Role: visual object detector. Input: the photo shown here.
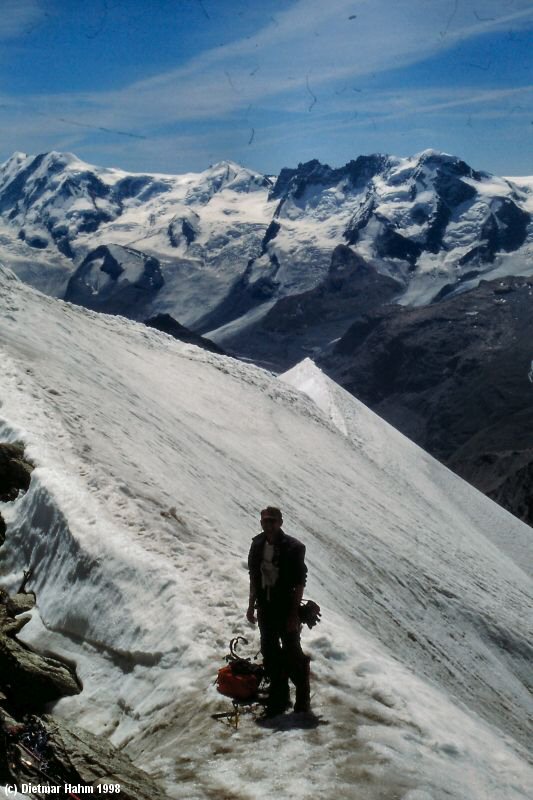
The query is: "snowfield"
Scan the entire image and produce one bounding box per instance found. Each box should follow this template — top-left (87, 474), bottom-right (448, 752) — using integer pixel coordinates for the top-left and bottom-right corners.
top-left (0, 267), bottom-right (531, 799)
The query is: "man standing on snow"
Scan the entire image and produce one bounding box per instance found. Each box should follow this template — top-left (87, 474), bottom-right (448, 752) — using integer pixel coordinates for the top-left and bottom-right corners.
top-left (246, 506), bottom-right (311, 717)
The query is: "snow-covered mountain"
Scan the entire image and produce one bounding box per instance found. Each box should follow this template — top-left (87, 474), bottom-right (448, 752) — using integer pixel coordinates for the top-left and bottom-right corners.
top-left (0, 152), bottom-right (274, 325)
top-left (0, 268), bottom-right (531, 799)
top-left (264, 152), bottom-right (533, 308)
top-left (0, 150), bottom-right (531, 334)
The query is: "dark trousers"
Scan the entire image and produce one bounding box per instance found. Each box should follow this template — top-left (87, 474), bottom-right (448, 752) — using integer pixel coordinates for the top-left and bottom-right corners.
top-left (257, 604), bottom-right (310, 712)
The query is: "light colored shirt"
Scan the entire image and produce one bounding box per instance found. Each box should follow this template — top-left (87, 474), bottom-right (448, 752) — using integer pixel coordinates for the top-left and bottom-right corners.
top-left (260, 541), bottom-right (279, 599)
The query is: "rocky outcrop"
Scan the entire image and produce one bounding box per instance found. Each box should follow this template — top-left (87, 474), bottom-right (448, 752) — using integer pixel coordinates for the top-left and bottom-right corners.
top-left (65, 244), bottom-right (164, 319)
top-left (0, 596), bottom-right (81, 708)
top-left (167, 209), bottom-right (200, 248)
top-left (145, 313), bottom-right (226, 355)
top-left (270, 155), bottom-right (390, 203)
top-left (318, 276), bottom-right (533, 526)
top-left (0, 442), bottom-right (34, 501)
top-left (0, 708), bottom-right (167, 800)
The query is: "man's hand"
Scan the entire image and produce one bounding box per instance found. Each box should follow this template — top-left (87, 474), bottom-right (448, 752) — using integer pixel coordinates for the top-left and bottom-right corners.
top-left (246, 605), bottom-right (257, 625)
top-left (286, 611), bottom-right (300, 633)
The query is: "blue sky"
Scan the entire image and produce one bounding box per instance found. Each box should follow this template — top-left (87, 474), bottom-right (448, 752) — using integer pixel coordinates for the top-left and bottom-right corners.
top-left (0, 0), bottom-right (531, 176)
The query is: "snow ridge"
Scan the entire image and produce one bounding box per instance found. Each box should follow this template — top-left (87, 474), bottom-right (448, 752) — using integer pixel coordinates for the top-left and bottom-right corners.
top-left (0, 274), bottom-right (531, 799)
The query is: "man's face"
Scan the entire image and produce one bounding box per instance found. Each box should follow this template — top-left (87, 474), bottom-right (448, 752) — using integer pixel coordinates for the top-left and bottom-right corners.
top-left (261, 515), bottom-right (282, 541)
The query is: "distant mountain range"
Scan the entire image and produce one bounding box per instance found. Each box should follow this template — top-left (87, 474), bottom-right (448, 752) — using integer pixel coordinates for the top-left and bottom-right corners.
top-left (1, 148), bottom-right (532, 526)
top-left (0, 149), bottom-right (531, 330)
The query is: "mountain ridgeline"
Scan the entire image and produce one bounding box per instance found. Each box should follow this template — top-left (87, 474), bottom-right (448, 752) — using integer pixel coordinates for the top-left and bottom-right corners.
top-left (0, 149), bottom-right (532, 525)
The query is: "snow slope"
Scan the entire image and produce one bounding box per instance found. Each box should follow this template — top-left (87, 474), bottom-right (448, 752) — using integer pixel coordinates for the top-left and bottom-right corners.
top-left (0, 268), bottom-right (531, 799)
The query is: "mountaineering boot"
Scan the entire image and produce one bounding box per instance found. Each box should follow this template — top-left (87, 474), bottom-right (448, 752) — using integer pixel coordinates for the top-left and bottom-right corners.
top-left (265, 672), bottom-right (291, 716)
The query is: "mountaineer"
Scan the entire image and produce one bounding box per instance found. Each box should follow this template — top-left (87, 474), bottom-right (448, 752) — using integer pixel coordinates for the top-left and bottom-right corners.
top-left (246, 506), bottom-right (311, 717)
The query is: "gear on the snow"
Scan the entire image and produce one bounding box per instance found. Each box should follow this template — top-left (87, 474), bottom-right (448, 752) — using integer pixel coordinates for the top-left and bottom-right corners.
top-left (299, 599), bottom-right (321, 629)
top-left (3, 715), bottom-right (85, 799)
top-left (216, 636), bottom-right (265, 701)
top-left (213, 638), bottom-right (267, 728)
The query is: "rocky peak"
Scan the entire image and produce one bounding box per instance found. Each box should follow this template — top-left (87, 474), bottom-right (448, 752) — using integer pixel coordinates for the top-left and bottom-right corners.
top-left (270, 154), bottom-right (392, 202)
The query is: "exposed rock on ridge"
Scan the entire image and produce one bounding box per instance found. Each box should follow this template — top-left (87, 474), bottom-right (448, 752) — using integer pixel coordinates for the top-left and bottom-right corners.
top-left (0, 443), bottom-right (33, 502)
top-left (145, 313), bottom-right (226, 355)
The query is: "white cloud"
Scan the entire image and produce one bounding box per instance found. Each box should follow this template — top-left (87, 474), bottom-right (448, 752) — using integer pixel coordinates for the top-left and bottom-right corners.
top-left (90, 0), bottom-right (532, 127)
top-left (0, 0), bottom-right (44, 39)
top-left (4, 0), bottom-right (533, 130)
top-left (0, 0), bottom-right (531, 172)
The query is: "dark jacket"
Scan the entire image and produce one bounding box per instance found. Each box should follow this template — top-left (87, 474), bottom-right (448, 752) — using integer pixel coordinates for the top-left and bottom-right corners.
top-left (248, 530), bottom-right (307, 608)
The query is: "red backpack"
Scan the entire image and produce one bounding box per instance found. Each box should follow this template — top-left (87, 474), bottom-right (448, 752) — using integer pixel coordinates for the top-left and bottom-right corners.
top-left (216, 637), bottom-right (264, 701)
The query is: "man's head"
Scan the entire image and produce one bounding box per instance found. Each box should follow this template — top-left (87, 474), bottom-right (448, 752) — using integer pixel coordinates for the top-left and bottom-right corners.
top-left (260, 506), bottom-right (283, 541)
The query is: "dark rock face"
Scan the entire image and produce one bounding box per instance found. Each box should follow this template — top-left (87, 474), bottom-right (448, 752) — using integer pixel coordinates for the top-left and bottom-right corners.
top-left (270, 155), bottom-right (389, 202)
top-left (261, 220), bottom-right (281, 253)
top-left (375, 227), bottom-right (422, 267)
top-left (42, 715), bottom-right (168, 799)
top-left (211, 245), bottom-right (402, 371)
top-left (181, 218), bottom-right (196, 245)
top-left (65, 244), bottom-right (164, 319)
top-left (18, 230), bottom-right (49, 249)
top-left (0, 601), bottom-right (81, 708)
top-left (0, 708), bottom-right (167, 799)
top-left (0, 443), bottom-right (33, 501)
top-left (144, 314), bottom-right (226, 355)
top-left (481, 197), bottom-right (530, 255)
top-left (115, 174), bottom-right (170, 202)
top-left (167, 210), bottom-right (200, 248)
top-left (318, 276), bottom-right (533, 525)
